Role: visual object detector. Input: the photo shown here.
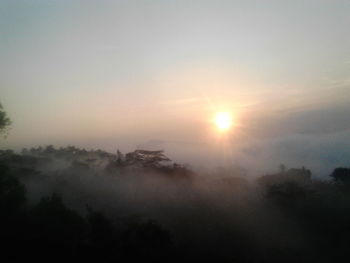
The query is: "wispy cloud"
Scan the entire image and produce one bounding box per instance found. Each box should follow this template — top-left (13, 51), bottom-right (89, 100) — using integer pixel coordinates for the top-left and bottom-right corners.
top-left (160, 97), bottom-right (203, 106)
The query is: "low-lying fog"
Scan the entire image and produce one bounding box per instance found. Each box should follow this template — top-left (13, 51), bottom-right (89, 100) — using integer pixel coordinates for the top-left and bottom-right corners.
top-left (2, 146), bottom-right (348, 262)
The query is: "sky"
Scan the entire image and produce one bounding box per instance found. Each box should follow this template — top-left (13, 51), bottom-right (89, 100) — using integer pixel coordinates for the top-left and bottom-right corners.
top-left (1, 0), bottom-right (350, 176)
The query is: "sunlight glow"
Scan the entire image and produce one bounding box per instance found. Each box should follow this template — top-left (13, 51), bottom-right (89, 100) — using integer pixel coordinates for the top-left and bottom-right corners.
top-left (214, 112), bottom-right (233, 131)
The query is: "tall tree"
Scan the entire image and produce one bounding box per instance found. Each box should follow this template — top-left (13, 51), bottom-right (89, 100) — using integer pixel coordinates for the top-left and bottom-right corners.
top-left (0, 103), bottom-right (11, 135)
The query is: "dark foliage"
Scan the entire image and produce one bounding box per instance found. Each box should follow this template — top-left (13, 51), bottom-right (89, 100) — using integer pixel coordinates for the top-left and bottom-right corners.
top-left (1, 147), bottom-right (350, 262)
top-left (0, 103), bottom-right (11, 134)
top-left (330, 167), bottom-right (350, 184)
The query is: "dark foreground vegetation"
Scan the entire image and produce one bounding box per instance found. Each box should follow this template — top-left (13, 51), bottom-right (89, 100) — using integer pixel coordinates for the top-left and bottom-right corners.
top-left (1, 146), bottom-right (350, 263)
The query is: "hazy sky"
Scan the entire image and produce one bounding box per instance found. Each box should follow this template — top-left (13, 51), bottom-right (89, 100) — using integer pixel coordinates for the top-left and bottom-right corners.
top-left (1, 0), bottom-right (350, 175)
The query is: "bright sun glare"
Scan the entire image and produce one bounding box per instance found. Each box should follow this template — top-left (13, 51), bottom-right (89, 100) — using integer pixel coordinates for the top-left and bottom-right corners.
top-left (214, 112), bottom-right (233, 131)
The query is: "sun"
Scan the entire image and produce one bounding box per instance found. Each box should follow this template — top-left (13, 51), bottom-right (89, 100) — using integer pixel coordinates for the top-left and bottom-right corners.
top-left (214, 112), bottom-right (233, 131)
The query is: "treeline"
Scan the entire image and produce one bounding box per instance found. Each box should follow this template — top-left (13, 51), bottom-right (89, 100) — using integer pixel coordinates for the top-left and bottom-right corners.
top-left (0, 161), bottom-right (172, 262)
top-left (3, 145), bottom-right (193, 179)
top-left (1, 146), bottom-right (350, 262)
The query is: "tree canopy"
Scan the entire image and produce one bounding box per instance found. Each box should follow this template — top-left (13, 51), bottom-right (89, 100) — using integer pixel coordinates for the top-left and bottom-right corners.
top-left (0, 103), bottom-right (11, 134)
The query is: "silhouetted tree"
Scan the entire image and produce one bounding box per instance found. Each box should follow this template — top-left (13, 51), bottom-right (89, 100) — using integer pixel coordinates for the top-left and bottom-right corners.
top-left (330, 168), bottom-right (350, 184)
top-left (125, 150), bottom-right (171, 167)
top-left (116, 149), bottom-right (124, 164)
top-left (30, 193), bottom-right (86, 258)
top-left (0, 162), bottom-right (28, 260)
top-left (0, 163), bottom-right (26, 216)
top-left (86, 208), bottom-right (116, 248)
top-left (121, 218), bottom-right (172, 260)
top-left (0, 103), bottom-right (11, 135)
